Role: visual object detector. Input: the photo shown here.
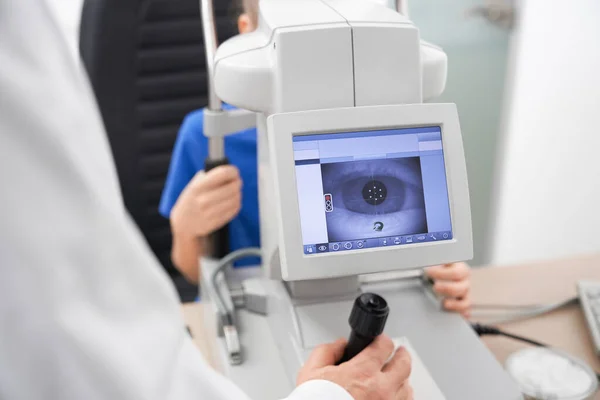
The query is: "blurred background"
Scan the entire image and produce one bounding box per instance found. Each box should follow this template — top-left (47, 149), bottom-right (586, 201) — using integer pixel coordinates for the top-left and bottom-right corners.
top-left (409, 0), bottom-right (600, 266)
top-left (45, 0), bottom-right (600, 271)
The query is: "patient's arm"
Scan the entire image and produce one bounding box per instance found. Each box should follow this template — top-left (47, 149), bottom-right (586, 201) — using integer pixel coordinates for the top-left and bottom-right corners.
top-left (171, 232), bottom-right (205, 283)
top-left (169, 166), bottom-right (242, 283)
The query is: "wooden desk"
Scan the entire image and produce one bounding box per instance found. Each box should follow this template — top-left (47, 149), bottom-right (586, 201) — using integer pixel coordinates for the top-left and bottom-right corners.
top-left (183, 253), bottom-right (600, 396)
top-left (471, 253), bottom-right (600, 398)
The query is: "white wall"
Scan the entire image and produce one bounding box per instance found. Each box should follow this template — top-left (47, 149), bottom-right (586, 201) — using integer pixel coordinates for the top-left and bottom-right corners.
top-left (410, 0), bottom-right (511, 266)
top-left (489, 0), bottom-right (600, 265)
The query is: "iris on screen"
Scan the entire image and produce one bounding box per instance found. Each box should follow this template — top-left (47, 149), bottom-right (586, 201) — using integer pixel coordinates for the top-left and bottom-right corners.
top-left (321, 158), bottom-right (427, 242)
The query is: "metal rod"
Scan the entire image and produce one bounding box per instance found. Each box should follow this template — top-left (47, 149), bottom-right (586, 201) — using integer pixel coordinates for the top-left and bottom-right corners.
top-left (201, 0), bottom-right (225, 159)
top-left (200, 0), bottom-right (229, 259)
top-left (397, 0), bottom-right (409, 16)
top-left (201, 0), bottom-right (221, 111)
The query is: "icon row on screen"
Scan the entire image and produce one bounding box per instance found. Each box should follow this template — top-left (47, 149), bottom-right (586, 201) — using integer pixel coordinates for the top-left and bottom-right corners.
top-left (304, 232), bottom-right (452, 255)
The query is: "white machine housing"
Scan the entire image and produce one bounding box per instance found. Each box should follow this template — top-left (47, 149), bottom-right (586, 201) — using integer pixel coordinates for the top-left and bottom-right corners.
top-left (215, 0), bottom-right (448, 112)
top-left (214, 0), bottom-right (471, 280)
top-left (203, 1), bottom-right (522, 399)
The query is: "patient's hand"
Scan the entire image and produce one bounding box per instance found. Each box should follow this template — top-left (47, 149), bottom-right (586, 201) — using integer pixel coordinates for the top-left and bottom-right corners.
top-left (171, 166), bottom-right (242, 239)
top-left (425, 262), bottom-right (472, 318)
top-left (169, 165), bottom-right (242, 282)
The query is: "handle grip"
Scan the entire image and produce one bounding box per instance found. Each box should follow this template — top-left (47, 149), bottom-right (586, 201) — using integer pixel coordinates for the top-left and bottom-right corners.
top-left (336, 293), bottom-right (390, 365)
top-left (205, 157), bottom-right (230, 259)
top-left (339, 331), bottom-right (375, 364)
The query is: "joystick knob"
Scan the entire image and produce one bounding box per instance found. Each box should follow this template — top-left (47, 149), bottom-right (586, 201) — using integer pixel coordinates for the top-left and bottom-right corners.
top-left (338, 293), bottom-right (389, 364)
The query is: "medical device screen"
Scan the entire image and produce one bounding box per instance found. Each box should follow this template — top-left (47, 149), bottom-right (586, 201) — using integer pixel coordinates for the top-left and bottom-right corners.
top-left (293, 127), bottom-right (453, 255)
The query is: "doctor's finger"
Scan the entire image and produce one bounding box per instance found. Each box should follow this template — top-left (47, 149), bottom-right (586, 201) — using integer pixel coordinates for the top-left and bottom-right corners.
top-left (396, 383), bottom-right (414, 400)
top-left (425, 262), bottom-right (470, 282)
top-left (303, 338), bottom-right (348, 370)
top-left (352, 334), bottom-right (395, 369)
top-left (382, 346), bottom-right (411, 381)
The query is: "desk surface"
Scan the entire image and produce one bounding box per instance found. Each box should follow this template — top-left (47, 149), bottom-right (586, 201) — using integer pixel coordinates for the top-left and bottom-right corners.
top-left (470, 253), bottom-right (600, 399)
top-left (183, 253), bottom-right (600, 398)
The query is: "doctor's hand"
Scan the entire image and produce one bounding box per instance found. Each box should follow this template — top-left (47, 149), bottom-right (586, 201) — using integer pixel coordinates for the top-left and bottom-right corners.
top-left (170, 165), bottom-right (242, 240)
top-left (425, 262), bottom-right (472, 318)
top-left (297, 335), bottom-right (413, 400)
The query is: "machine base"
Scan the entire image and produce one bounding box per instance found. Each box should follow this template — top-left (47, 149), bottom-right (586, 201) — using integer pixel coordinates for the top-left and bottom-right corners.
top-left (201, 267), bottom-right (522, 400)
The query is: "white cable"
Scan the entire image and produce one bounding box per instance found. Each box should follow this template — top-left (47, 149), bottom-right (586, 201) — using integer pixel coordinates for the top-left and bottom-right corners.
top-left (472, 297), bottom-right (579, 325)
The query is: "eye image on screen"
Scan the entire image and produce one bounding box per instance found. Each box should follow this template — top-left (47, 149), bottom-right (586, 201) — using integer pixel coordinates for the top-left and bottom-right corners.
top-left (321, 158), bottom-right (427, 242)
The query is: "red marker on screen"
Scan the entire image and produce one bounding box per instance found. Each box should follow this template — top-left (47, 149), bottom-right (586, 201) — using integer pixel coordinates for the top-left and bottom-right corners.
top-left (324, 194), bottom-right (333, 212)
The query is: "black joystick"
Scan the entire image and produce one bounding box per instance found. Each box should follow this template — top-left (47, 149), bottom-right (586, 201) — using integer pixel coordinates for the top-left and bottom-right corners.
top-left (338, 293), bottom-right (389, 364)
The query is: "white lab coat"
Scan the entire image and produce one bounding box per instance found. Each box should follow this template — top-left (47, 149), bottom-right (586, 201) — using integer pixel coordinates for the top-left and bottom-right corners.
top-left (0, 1), bottom-right (352, 399)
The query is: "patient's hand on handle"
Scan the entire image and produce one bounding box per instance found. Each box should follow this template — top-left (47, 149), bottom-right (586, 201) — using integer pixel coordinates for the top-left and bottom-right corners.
top-left (297, 335), bottom-right (413, 400)
top-left (170, 166), bottom-right (242, 282)
top-left (425, 262), bottom-right (472, 318)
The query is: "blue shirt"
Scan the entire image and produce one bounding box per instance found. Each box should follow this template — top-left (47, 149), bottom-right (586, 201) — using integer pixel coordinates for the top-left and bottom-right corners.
top-left (159, 105), bottom-right (260, 267)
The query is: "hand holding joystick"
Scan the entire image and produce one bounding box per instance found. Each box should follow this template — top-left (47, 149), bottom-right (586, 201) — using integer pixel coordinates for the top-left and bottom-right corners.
top-left (338, 293), bottom-right (389, 364)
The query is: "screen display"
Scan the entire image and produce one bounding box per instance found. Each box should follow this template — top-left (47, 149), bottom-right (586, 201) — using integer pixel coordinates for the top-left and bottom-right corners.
top-left (293, 126), bottom-right (453, 255)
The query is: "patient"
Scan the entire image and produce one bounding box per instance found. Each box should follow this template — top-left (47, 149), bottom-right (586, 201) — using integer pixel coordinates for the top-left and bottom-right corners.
top-left (159, 0), bottom-right (472, 318)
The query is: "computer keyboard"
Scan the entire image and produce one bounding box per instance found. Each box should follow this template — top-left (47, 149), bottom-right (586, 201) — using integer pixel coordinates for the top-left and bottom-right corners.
top-left (577, 281), bottom-right (600, 356)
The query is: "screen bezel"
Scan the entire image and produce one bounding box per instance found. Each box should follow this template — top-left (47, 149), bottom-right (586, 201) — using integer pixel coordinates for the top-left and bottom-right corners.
top-left (268, 103), bottom-right (472, 281)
